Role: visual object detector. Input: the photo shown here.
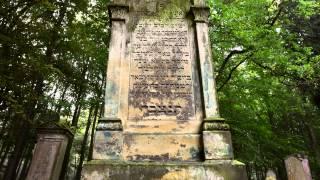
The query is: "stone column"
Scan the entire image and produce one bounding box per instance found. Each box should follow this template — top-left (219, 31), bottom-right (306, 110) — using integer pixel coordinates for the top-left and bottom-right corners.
top-left (191, 5), bottom-right (234, 160)
top-left (104, 4), bottom-right (128, 121)
top-left (26, 126), bottom-right (73, 180)
top-left (93, 3), bottom-right (128, 160)
top-left (191, 5), bottom-right (219, 119)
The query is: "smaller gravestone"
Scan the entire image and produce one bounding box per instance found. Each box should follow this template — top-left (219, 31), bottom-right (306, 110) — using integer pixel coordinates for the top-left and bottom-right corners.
top-left (285, 155), bottom-right (312, 180)
top-left (26, 123), bottom-right (73, 180)
top-left (265, 169), bottom-right (277, 180)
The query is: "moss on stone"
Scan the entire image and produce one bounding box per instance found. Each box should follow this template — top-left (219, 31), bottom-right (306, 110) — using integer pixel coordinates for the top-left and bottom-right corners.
top-left (126, 0), bottom-right (191, 32)
top-left (156, 0), bottom-right (190, 21)
top-left (231, 160), bottom-right (246, 166)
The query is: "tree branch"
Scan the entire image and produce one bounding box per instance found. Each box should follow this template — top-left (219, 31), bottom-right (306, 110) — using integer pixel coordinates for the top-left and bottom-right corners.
top-left (217, 49), bottom-right (248, 81)
top-left (268, 1), bottom-right (284, 27)
top-left (217, 53), bottom-right (254, 91)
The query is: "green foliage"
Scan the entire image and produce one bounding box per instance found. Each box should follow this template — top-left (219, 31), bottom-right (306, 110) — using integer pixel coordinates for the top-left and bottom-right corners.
top-left (208, 0), bottom-right (320, 178)
top-left (0, 0), bottom-right (108, 178)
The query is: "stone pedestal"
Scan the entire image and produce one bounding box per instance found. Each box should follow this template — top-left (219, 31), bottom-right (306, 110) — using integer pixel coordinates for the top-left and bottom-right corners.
top-left (203, 118), bottom-right (234, 160)
top-left (93, 118), bottom-right (123, 160)
top-left (82, 160), bottom-right (247, 180)
top-left (26, 126), bottom-right (73, 180)
top-left (82, 0), bottom-right (247, 179)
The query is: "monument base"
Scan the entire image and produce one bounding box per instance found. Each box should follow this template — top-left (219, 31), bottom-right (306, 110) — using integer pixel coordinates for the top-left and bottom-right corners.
top-left (81, 160), bottom-right (247, 180)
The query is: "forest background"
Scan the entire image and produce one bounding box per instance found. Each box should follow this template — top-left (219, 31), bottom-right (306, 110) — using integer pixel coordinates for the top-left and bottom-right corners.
top-left (0, 0), bottom-right (319, 179)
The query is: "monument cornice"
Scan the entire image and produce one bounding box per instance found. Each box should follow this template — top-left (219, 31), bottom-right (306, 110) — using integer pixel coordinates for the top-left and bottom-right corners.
top-left (190, 6), bottom-right (210, 23)
top-left (108, 3), bottom-right (129, 22)
top-left (36, 127), bottom-right (74, 140)
top-left (97, 118), bottom-right (123, 131)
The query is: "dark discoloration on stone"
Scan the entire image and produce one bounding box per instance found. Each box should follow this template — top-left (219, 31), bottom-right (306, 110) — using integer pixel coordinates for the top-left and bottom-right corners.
top-left (128, 17), bottom-right (196, 122)
top-left (128, 153), bottom-right (178, 161)
top-left (189, 147), bottom-right (200, 159)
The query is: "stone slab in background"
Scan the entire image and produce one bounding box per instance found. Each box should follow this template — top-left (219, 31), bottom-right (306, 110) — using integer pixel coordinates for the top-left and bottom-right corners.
top-left (285, 155), bottom-right (312, 180)
top-left (26, 127), bottom-right (73, 180)
top-left (265, 169), bottom-right (277, 180)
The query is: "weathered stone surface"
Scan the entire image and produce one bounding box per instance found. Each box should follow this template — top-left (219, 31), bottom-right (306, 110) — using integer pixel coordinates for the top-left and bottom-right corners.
top-left (26, 128), bottom-right (73, 180)
top-left (82, 160), bottom-right (247, 180)
top-left (128, 18), bottom-right (195, 121)
top-left (191, 6), bottom-right (220, 118)
top-left (123, 134), bottom-right (201, 161)
top-left (104, 5), bottom-right (128, 119)
top-left (125, 9), bottom-right (203, 134)
top-left (203, 131), bottom-right (234, 160)
top-left (93, 131), bottom-right (123, 160)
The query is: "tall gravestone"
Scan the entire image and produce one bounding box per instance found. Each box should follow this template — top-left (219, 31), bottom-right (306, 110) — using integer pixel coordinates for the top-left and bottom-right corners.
top-left (82, 0), bottom-right (247, 179)
top-left (285, 155), bottom-right (312, 180)
top-left (26, 125), bottom-right (73, 180)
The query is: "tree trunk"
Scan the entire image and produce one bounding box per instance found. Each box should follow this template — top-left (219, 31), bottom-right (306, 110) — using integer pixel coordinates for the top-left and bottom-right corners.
top-left (71, 65), bottom-right (87, 127)
top-left (71, 103), bottom-right (81, 126)
top-left (88, 104), bottom-right (99, 160)
top-left (16, 143), bottom-right (32, 180)
top-left (15, 143), bottom-right (31, 179)
top-left (75, 105), bottom-right (94, 180)
top-left (0, 143), bottom-right (11, 172)
top-left (306, 123), bottom-right (320, 166)
top-left (55, 83), bottom-right (69, 114)
top-left (18, 154), bottom-right (32, 180)
top-left (4, 121), bottom-right (29, 180)
top-left (0, 110), bottom-right (10, 140)
top-left (71, 99), bottom-right (83, 127)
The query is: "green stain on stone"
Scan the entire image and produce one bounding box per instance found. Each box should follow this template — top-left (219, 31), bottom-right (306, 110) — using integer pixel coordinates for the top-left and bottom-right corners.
top-left (157, 0), bottom-right (191, 21)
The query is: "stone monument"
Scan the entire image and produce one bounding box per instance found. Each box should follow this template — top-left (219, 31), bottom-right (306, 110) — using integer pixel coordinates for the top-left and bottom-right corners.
top-left (26, 124), bottom-right (73, 180)
top-left (285, 155), bottom-right (312, 180)
top-left (82, 0), bottom-right (247, 179)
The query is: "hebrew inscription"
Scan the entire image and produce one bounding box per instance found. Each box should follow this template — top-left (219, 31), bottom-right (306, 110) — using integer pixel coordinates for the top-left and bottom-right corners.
top-left (128, 18), bottom-right (195, 120)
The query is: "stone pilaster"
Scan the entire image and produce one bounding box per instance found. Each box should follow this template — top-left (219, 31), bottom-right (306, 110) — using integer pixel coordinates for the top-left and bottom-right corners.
top-left (93, 3), bottom-right (128, 160)
top-left (104, 4), bottom-right (129, 120)
top-left (191, 6), bottom-right (234, 160)
top-left (191, 6), bottom-right (219, 119)
top-left (203, 117), bottom-right (234, 160)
